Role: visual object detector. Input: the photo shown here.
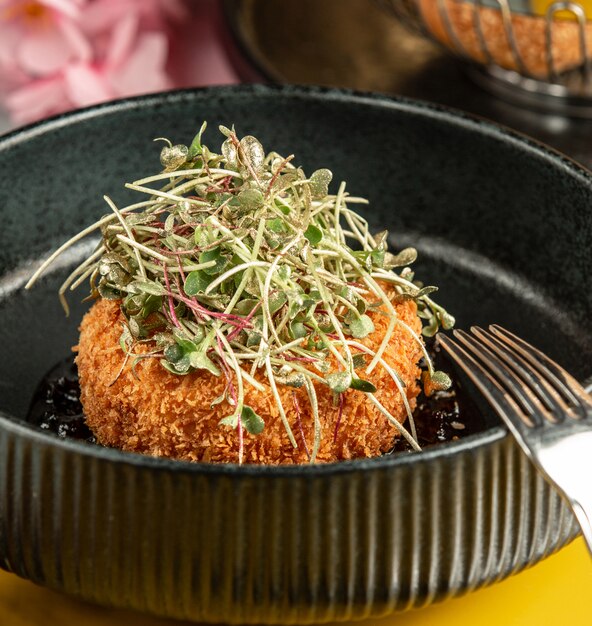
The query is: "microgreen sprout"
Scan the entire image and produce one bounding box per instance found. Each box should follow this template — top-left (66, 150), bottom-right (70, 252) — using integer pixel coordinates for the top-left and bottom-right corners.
top-left (26, 123), bottom-right (454, 462)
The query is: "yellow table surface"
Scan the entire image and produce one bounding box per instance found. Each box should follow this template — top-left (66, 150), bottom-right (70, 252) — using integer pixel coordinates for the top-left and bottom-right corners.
top-left (0, 538), bottom-right (590, 626)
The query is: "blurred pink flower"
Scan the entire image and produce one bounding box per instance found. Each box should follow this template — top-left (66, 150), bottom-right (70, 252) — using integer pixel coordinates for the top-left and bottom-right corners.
top-left (5, 28), bottom-right (171, 124)
top-left (0, 0), bottom-right (238, 126)
top-left (0, 1), bottom-right (91, 79)
top-left (82, 0), bottom-right (186, 33)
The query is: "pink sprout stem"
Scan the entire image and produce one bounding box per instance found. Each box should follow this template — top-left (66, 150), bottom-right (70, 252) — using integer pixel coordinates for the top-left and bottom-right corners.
top-left (333, 392), bottom-right (345, 443)
top-left (162, 263), bottom-right (181, 328)
top-left (292, 391), bottom-right (311, 461)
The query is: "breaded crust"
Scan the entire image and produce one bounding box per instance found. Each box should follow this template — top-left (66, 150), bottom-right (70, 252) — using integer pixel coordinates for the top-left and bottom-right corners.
top-left (76, 297), bottom-right (423, 464)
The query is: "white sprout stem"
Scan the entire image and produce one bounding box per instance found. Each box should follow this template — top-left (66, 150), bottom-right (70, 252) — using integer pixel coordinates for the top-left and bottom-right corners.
top-left (252, 245), bottom-right (297, 447)
top-left (141, 259), bottom-right (214, 275)
top-left (261, 233), bottom-right (303, 349)
top-left (369, 316), bottom-right (397, 377)
top-left (223, 217), bottom-right (267, 315)
top-left (69, 263), bottom-right (98, 292)
top-left (342, 208), bottom-right (375, 248)
top-left (311, 249), bottom-right (340, 258)
top-left (342, 210), bottom-right (370, 249)
top-left (362, 276), bottom-right (436, 375)
top-left (180, 260), bottom-right (218, 272)
top-left (24, 200), bottom-right (157, 290)
top-left (105, 196), bottom-right (147, 279)
top-left (228, 343), bottom-right (327, 385)
top-left (125, 183), bottom-right (209, 207)
top-left (133, 167), bottom-right (241, 186)
top-left (207, 217), bottom-right (252, 258)
top-left (314, 326), bottom-right (349, 370)
top-left (306, 248), bottom-right (355, 372)
top-left (334, 181), bottom-right (347, 245)
top-left (115, 235), bottom-right (169, 264)
top-left (216, 329), bottom-right (245, 411)
top-left (338, 196), bottom-right (369, 205)
top-left (303, 377), bottom-right (321, 463)
top-left (343, 339), bottom-right (417, 441)
top-left (270, 338), bottom-right (304, 355)
top-left (325, 240), bottom-right (434, 375)
top-left (57, 245), bottom-right (105, 315)
top-left (239, 369), bottom-right (266, 393)
top-left (58, 244), bottom-right (103, 291)
top-left (265, 358), bottom-right (297, 448)
top-left (260, 257), bottom-right (283, 348)
top-left (370, 269), bottom-right (423, 292)
top-left (215, 329), bottom-right (246, 464)
top-left (367, 395), bottom-right (421, 452)
top-left (205, 260), bottom-right (269, 295)
top-left (332, 293), bottom-right (360, 317)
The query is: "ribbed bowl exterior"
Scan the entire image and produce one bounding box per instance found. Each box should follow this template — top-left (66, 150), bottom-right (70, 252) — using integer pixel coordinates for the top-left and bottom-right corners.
top-left (2, 85), bottom-right (591, 623)
top-left (0, 418), bottom-right (578, 624)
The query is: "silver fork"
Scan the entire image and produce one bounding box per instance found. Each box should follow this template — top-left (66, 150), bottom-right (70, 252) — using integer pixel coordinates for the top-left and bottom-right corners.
top-left (438, 325), bottom-right (592, 557)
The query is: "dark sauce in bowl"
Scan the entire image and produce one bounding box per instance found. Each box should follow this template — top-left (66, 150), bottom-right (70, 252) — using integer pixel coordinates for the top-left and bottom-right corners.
top-left (27, 342), bottom-right (485, 454)
top-left (27, 357), bottom-right (96, 443)
top-left (391, 342), bottom-right (484, 452)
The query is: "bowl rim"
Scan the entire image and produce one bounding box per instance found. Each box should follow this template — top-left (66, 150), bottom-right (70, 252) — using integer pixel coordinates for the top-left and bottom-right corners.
top-left (2, 83), bottom-right (592, 476)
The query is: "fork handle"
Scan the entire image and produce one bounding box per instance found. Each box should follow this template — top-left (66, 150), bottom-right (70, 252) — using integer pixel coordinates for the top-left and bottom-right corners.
top-left (569, 499), bottom-right (592, 558)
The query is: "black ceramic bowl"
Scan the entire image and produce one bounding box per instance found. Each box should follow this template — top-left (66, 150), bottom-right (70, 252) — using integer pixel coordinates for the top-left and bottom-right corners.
top-left (1, 86), bottom-right (591, 624)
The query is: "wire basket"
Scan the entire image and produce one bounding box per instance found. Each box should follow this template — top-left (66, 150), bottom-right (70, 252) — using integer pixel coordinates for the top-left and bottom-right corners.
top-left (378, 0), bottom-right (592, 116)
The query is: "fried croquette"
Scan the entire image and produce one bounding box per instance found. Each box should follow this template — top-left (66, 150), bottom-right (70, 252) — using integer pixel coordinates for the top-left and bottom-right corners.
top-left (76, 295), bottom-right (424, 465)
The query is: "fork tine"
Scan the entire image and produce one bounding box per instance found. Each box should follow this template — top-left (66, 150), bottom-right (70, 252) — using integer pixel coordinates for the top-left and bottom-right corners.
top-left (454, 329), bottom-right (545, 428)
top-left (471, 327), bottom-right (570, 423)
top-left (438, 334), bottom-right (535, 446)
top-left (490, 325), bottom-right (590, 417)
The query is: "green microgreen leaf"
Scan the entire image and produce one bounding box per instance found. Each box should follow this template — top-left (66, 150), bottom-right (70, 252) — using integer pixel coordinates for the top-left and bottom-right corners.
top-left (141, 294), bottom-right (162, 317)
top-left (277, 371), bottom-right (306, 388)
top-left (219, 414), bottom-right (238, 428)
top-left (431, 370), bottom-right (452, 390)
top-left (304, 224), bottom-right (323, 246)
top-left (199, 247), bottom-right (229, 276)
top-left (239, 136), bottom-right (265, 171)
top-left (416, 286), bottom-right (438, 298)
top-left (128, 279), bottom-right (166, 296)
top-left (188, 351), bottom-right (221, 376)
top-left (269, 291), bottom-right (288, 314)
top-left (210, 393), bottom-right (226, 408)
top-left (238, 188), bottom-right (264, 210)
top-left (160, 144), bottom-right (189, 172)
top-left (384, 247), bottom-right (418, 269)
top-left (161, 356), bottom-right (191, 375)
top-left (98, 283), bottom-right (123, 300)
top-left (275, 197), bottom-right (291, 215)
top-left (439, 310), bottom-right (455, 330)
top-left (370, 249), bottom-right (385, 268)
top-left (326, 371), bottom-right (352, 393)
top-left (234, 298), bottom-right (260, 316)
top-left (220, 405), bottom-right (265, 435)
top-left (277, 264), bottom-right (291, 281)
top-left (350, 378), bottom-right (377, 393)
top-left (188, 121), bottom-right (207, 159)
top-left (164, 343), bottom-right (184, 363)
top-left (266, 217), bottom-right (287, 234)
top-left (352, 354), bottom-right (366, 369)
top-left (241, 405), bottom-right (265, 435)
top-left (310, 168), bottom-right (333, 198)
top-left (290, 321), bottom-right (307, 339)
top-left (348, 314), bottom-right (375, 339)
top-left (184, 270), bottom-right (210, 296)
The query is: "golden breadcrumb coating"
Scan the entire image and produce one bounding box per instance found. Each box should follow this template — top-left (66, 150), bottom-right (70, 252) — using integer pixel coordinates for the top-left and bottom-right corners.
top-left (76, 295), bottom-right (423, 465)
